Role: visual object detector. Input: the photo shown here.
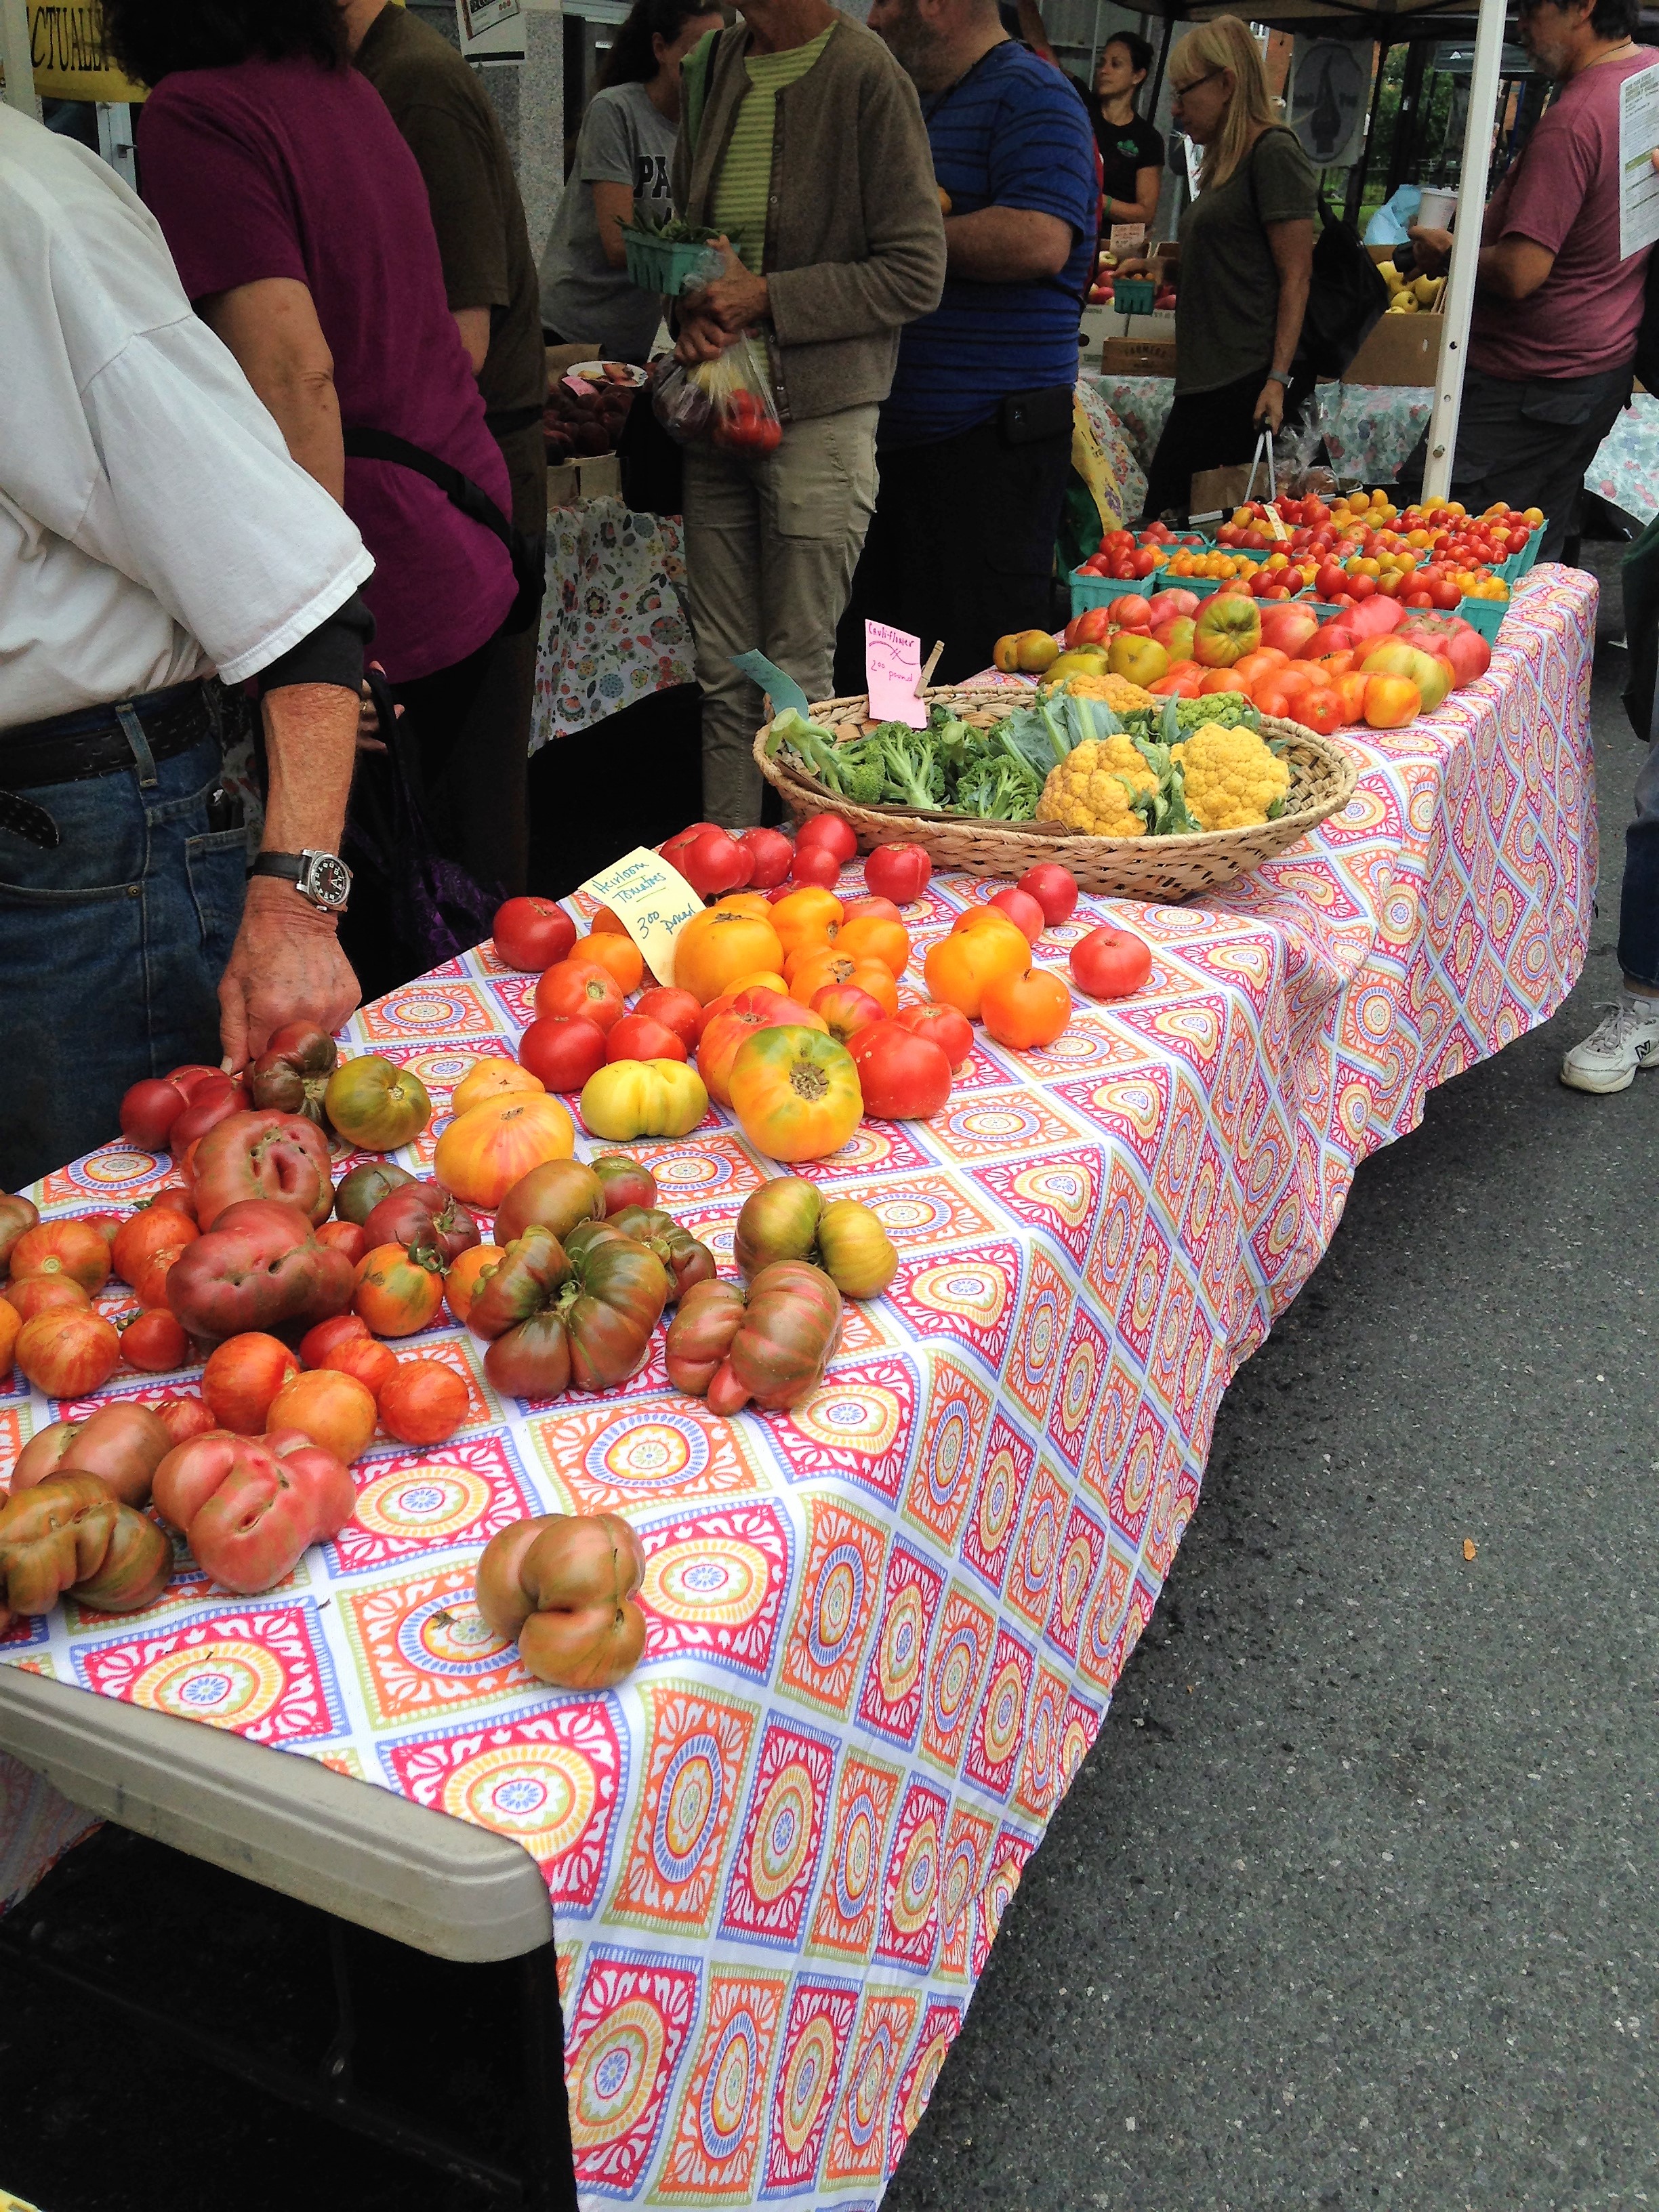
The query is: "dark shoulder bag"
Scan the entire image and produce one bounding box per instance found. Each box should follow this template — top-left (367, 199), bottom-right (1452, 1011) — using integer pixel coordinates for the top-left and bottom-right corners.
top-left (342, 428), bottom-right (545, 634)
top-left (1246, 130), bottom-right (1387, 398)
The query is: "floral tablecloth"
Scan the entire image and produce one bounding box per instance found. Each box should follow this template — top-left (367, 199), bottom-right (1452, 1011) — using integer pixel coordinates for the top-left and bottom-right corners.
top-left (533, 497), bottom-right (694, 750)
top-left (1585, 390), bottom-right (1659, 525)
top-left (0, 569), bottom-right (1597, 2209)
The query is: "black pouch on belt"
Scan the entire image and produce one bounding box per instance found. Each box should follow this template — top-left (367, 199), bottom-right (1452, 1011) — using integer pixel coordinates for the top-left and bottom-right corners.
top-left (999, 385), bottom-right (1074, 447)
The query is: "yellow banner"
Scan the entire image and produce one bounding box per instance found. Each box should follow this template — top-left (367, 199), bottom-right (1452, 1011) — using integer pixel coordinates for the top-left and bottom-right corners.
top-left (28, 1), bottom-right (146, 101)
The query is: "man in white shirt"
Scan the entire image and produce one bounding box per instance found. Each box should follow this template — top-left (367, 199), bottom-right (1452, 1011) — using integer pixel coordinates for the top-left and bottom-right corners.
top-left (1, 106), bottom-right (372, 1189)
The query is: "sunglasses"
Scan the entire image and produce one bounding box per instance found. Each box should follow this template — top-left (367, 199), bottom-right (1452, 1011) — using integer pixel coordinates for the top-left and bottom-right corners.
top-left (1170, 66), bottom-right (1227, 102)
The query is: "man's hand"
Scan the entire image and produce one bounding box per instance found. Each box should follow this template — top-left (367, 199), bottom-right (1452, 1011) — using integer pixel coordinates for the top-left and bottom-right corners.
top-left (1406, 224), bottom-right (1454, 276)
top-left (218, 877), bottom-right (359, 1071)
top-left (1254, 380), bottom-right (1286, 436)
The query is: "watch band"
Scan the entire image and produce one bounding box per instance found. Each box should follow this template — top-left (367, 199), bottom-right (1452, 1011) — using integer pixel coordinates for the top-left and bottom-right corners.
top-left (250, 852), bottom-right (305, 887)
top-left (250, 848), bottom-right (352, 912)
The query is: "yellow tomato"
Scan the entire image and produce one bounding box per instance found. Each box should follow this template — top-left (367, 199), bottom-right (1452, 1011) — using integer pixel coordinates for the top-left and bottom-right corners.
top-left (580, 1059), bottom-right (708, 1141)
top-left (727, 1026), bottom-right (863, 1162)
top-left (433, 1094), bottom-right (575, 1210)
top-left (451, 1057), bottom-right (545, 1118)
top-left (725, 968), bottom-right (790, 996)
top-left (769, 886), bottom-right (844, 964)
top-left (925, 914), bottom-right (1031, 1019)
top-left (674, 906), bottom-right (786, 1004)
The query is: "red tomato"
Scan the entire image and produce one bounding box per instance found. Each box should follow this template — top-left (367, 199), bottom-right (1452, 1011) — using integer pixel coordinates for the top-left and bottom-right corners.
top-left (810, 983), bottom-right (887, 1045)
top-left (1296, 686), bottom-right (1344, 735)
top-left (1071, 924), bottom-right (1152, 1000)
top-left (894, 1000), bottom-right (974, 1071)
top-left (319, 1331), bottom-right (399, 1397)
top-left (491, 897), bottom-right (576, 972)
top-left (16, 1307), bottom-right (121, 1396)
top-left (300, 1313), bottom-right (371, 1368)
top-left (156, 1395), bottom-right (216, 1446)
top-left (518, 1015), bottom-right (608, 1092)
top-left (848, 1021), bottom-right (953, 1118)
top-left (634, 987), bottom-right (702, 1050)
top-left (864, 843), bottom-right (933, 905)
top-left (1253, 683), bottom-right (1292, 720)
top-left (533, 959), bottom-right (624, 1033)
top-left (837, 895), bottom-right (903, 928)
top-left (737, 827), bottom-right (793, 888)
top-left (379, 1359), bottom-right (470, 1446)
top-left (316, 1220), bottom-right (368, 1265)
top-left (120, 1309), bottom-right (190, 1373)
top-left (659, 822), bottom-right (722, 873)
top-left (605, 1012), bottom-right (689, 1065)
top-left (203, 1332), bottom-right (300, 1433)
top-left (985, 886), bottom-right (1045, 944)
top-left (1015, 864), bottom-right (1080, 926)
top-left (1109, 594), bottom-right (1153, 631)
top-left (788, 841), bottom-right (842, 889)
top-left (796, 814), bottom-right (857, 863)
top-left (679, 830), bottom-right (752, 897)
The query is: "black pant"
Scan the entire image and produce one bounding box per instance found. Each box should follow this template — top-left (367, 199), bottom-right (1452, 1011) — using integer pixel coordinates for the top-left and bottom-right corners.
top-left (1395, 362), bottom-right (1632, 563)
top-left (1141, 368), bottom-right (1269, 523)
top-left (834, 400), bottom-right (1073, 691)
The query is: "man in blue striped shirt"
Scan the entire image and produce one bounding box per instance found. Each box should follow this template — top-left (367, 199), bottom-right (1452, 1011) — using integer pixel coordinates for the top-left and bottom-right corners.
top-left (836, 0), bottom-right (1097, 684)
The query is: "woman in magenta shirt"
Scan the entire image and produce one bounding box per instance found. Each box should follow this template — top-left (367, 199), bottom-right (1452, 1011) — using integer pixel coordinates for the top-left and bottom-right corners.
top-left (104, 0), bottom-right (518, 991)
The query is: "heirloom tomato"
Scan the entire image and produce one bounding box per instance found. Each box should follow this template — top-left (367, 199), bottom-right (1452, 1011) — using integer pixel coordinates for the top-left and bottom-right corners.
top-left (0, 1301), bottom-right (17, 1376)
top-left (673, 905), bottom-right (786, 1006)
top-left (166, 1200), bottom-right (354, 1340)
top-left (980, 964), bottom-right (1071, 1050)
top-left (519, 1015), bottom-right (607, 1092)
top-left (733, 1178), bottom-right (895, 1298)
top-left (9, 1218), bottom-right (111, 1294)
top-left (120, 1309), bottom-right (190, 1374)
top-left (810, 983), bottom-right (886, 1047)
top-left (767, 886), bottom-right (842, 965)
top-left (319, 1329), bottom-right (398, 1397)
top-left (3, 1277), bottom-right (90, 1326)
top-left (814, 1197), bottom-right (898, 1298)
top-left (443, 1243), bottom-right (499, 1328)
top-left (354, 1244), bottom-right (447, 1337)
top-left (491, 895), bottom-right (576, 972)
top-left (249, 1022), bottom-right (337, 1128)
top-left (785, 842), bottom-right (840, 889)
top-left (677, 828), bottom-right (752, 898)
top-left (579, 930), bottom-right (645, 995)
top-left (155, 1396), bottom-right (216, 1446)
top-left (836, 894), bottom-right (904, 930)
top-left (728, 1027), bottom-right (863, 1162)
top-left (432, 1093), bottom-right (575, 1210)
top-left (120, 1077), bottom-right (194, 1151)
top-left (112, 1203), bottom-right (199, 1292)
top-left (334, 1160), bottom-right (416, 1227)
top-left (203, 1332), bottom-right (301, 1434)
top-left (324, 1056), bottom-right (432, 1152)
top-left (606, 1013), bottom-right (688, 1066)
top-left (495, 1158), bottom-right (605, 1246)
top-left (476, 1511), bottom-right (646, 1690)
top-left (269, 1368), bottom-right (378, 1463)
top-left (0, 1474), bottom-right (171, 1631)
top-left (659, 822), bottom-right (721, 872)
top-left (11, 1401), bottom-right (173, 1507)
top-left (0, 1193), bottom-right (40, 1274)
top-left (16, 1307), bottom-right (121, 1397)
top-left (632, 988), bottom-right (702, 1052)
top-left (737, 827), bottom-right (793, 888)
top-left (378, 1360), bottom-right (469, 1447)
top-left (697, 987), bottom-right (825, 1109)
top-left (923, 914), bottom-right (1029, 1019)
top-left (592, 1155), bottom-right (657, 1213)
top-left (796, 813), bottom-right (858, 863)
top-left (893, 1001), bottom-right (974, 1071)
top-left (666, 1260), bottom-right (842, 1414)
top-left (316, 1221), bottom-right (367, 1265)
top-left (1070, 924), bottom-right (1152, 999)
top-left (169, 1072), bottom-right (250, 1149)
top-left (785, 948), bottom-right (899, 1018)
top-left (152, 1429), bottom-right (355, 1596)
top-left (847, 1020), bottom-right (952, 1118)
top-left (300, 1313), bottom-right (372, 1368)
top-left (361, 1181), bottom-right (480, 1267)
top-left (863, 842), bottom-right (931, 904)
top-left (985, 886), bottom-right (1046, 945)
top-left (452, 1058), bottom-right (544, 1118)
top-left (832, 912), bottom-right (909, 978)
top-left (534, 958), bottom-right (626, 1033)
top-left (192, 1109), bottom-right (333, 1230)
top-left (598, 1207), bottom-right (716, 1301)
top-left (579, 1059), bottom-right (708, 1141)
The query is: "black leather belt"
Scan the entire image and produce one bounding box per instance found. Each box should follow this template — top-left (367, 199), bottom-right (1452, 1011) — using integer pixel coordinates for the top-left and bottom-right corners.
top-left (0, 682), bottom-right (214, 851)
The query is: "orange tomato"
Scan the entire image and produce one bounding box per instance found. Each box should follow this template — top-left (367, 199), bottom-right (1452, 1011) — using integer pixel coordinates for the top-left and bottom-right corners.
top-left (1231, 648), bottom-right (1289, 690)
top-left (674, 905), bottom-right (786, 1004)
top-left (1199, 668), bottom-right (1249, 697)
top-left (979, 965), bottom-right (1071, 1050)
top-left (444, 1242), bottom-right (499, 1326)
top-left (726, 1026), bottom-right (864, 1163)
top-left (697, 987), bottom-right (826, 1108)
top-left (589, 905), bottom-right (628, 934)
top-left (580, 930), bottom-right (644, 994)
top-left (1294, 686), bottom-right (1344, 735)
top-left (1363, 674), bottom-right (1421, 729)
top-left (924, 914), bottom-right (1029, 1019)
top-left (432, 1092), bottom-right (575, 1210)
top-left (1273, 664), bottom-right (1323, 705)
top-left (1332, 671), bottom-right (1370, 725)
top-left (832, 912), bottom-right (909, 979)
top-left (768, 886), bottom-right (844, 964)
top-left (354, 1244), bottom-right (447, 1337)
top-left (786, 946), bottom-right (900, 1017)
top-left (706, 892), bottom-right (774, 920)
top-left (379, 1361), bottom-right (470, 1448)
top-left (1317, 650), bottom-right (1356, 679)
top-left (268, 1368), bottom-right (378, 1462)
top-left (451, 1058), bottom-right (545, 1118)
top-left (0, 1299), bottom-right (18, 1377)
top-left (1253, 683), bottom-right (1291, 720)
top-left (811, 983), bottom-right (888, 1045)
top-left (724, 970), bottom-right (790, 997)
top-left (9, 1218), bottom-right (111, 1294)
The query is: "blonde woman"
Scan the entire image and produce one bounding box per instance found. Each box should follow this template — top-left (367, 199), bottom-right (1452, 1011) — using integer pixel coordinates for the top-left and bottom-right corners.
top-left (1139, 16), bottom-right (1315, 519)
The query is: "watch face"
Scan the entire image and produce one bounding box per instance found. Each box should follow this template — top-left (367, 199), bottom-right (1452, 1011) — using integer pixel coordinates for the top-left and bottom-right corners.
top-left (303, 853), bottom-right (352, 909)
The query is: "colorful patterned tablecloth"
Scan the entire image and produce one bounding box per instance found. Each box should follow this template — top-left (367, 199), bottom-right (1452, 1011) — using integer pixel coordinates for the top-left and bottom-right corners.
top-left (0, 569), bottom-right (1597, 2209)
top-left (533, 497), bottom-right (693, 751)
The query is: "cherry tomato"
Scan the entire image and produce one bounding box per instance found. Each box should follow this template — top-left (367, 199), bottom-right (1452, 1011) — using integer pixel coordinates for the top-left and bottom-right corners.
top-left (519, 1015), bottom-right (609, 1092)
top-left (1015, 863), bottom-right (1079, 926)
top-left (863, 843), bottom-right (933, 905)
top-left (1071, 924), bottom-right (1152, 1000)
top-left (491, 897), bottom-right (576, 972)
top-left (796, 814), bottom-right (858, 863)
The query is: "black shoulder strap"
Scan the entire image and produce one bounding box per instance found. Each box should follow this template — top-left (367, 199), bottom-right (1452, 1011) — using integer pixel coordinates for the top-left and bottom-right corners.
top-left (342, 426), bottom-right (544, 633)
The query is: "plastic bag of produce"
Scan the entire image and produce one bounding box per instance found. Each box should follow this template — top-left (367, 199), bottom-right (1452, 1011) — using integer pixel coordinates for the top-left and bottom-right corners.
top-left (652, 334), bottom-right (781, 455)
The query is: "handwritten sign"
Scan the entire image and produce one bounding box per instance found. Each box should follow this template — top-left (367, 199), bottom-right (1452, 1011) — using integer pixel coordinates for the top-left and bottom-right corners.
top-left (1109, 223), bottom-right (1147, 253)
top-left (579, 846), bottom-right (702, 991)
top-left (864, 621), bottom-right (926, 730)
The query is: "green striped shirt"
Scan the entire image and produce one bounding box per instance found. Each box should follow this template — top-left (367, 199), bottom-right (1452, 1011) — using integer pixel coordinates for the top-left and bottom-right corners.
top-left (712, 26), bottom-right (834, 275)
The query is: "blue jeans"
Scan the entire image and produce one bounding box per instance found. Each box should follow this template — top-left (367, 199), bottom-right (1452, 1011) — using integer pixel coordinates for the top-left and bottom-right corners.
top-left (0, 726), bottom-right (245, 1191)
top-left (1619, 738), bottom-right (1659, 989)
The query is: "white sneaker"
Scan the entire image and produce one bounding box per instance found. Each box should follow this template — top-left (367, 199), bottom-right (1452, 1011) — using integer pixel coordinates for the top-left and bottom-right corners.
top-left (1560, 991), bottom-right (1659, 1094)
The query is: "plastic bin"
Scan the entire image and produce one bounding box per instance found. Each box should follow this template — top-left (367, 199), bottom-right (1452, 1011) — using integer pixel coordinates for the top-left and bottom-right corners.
top-left (1111, 277), bottom-right (1156, 314)
top-left (1456, 593), bottom-right (1508, 641)
top-left (1069, 567), bottom-right (1158, 616)
top-left (621, 228), bottom-right (718, 297)
top-left (1493, 525), bottom-right (1544, 583)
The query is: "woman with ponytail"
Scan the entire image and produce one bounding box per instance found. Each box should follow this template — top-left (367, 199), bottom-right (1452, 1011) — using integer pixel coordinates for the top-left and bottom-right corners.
top-left (539, 0), bottom-right (726, 361)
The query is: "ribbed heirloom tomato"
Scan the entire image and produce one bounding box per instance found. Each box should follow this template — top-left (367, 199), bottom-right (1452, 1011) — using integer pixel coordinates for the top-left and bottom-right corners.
top-left (728, 1026), bottom-right (863, 1162)
top-left (452, 1058), bottom-right (544, 1117)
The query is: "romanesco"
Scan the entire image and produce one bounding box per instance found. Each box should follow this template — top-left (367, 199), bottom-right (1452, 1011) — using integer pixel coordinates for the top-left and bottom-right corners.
top-left (1170, 722), bottom-right (1291, 832)
top-left (1037, 736), bottom-right (1158, 836)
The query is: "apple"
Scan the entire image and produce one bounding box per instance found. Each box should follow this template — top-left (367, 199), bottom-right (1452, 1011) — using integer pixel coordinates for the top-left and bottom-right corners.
top-left (1193, 594), bottom-right (1261, 668)
top-left (1361, 639), bottom-right (1451, 712)
top-left (1147, 588), bottom-right (1200, 622)
top-left (1108, 632), bottom-right (1170, 687)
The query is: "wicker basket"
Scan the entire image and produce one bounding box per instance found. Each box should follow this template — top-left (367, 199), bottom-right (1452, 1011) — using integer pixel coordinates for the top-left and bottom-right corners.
top-left (753, 687), bottom-right (1359, 903)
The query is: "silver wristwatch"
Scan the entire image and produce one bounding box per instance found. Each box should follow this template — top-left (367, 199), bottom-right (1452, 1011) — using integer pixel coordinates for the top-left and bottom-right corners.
top-left (250, 848), bottom-right (352, 912)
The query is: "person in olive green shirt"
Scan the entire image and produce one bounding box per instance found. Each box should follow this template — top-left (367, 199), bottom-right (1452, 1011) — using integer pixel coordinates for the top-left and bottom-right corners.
top-left (344, 0), bottom-right (546, 897)
top-left (672, 0), bottom-right (945, 826)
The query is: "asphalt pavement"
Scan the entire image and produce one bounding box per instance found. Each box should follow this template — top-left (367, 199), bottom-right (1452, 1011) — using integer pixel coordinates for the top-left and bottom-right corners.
top-left (1, 560), bottom-right (1652, 2212)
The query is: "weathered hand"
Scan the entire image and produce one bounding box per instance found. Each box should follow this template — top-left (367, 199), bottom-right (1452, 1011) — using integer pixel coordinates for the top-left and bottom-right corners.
top-left (1254, 380), bottom-right (1285, 436)
top-left (674, 310), bottom-right (735, 365)
top-left (218, 876), bottom-right (360, 1073)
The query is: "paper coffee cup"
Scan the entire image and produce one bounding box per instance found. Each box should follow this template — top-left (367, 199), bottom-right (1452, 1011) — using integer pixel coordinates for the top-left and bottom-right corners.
top-left (1417, 188), bottom-right (1458, 230)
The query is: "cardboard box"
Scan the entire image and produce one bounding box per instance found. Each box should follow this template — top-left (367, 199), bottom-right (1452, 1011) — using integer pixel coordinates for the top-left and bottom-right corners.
top-left (1343, 310), bottom-right (1443, 387)
top-left (1101, 336), bottom-right (1178, 378)
top-left (547, 451), bottom-right (621, 508)
top-left (1123, 310), bottom-right (1177, 338)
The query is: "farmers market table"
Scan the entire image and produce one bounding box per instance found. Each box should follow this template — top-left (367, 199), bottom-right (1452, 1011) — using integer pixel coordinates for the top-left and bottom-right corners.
top-left (0, 566), bottom-right (1598, 2209)
top-left (533, 495), bottom-right (692, 750)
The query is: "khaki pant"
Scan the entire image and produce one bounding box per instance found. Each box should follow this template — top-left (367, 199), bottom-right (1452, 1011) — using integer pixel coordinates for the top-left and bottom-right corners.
top-left (683, 403), bottom-right (879, 827)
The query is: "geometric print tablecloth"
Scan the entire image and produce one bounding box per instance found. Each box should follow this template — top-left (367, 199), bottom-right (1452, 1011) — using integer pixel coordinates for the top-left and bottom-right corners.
top-left (0, 567), bottom-right (1596, 2209)
top-left (532, 494), bottom-right (694, 752)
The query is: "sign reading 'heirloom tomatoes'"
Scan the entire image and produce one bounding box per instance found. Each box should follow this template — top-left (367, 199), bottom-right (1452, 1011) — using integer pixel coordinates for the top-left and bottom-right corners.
top-left (581, 846), bottom-right (702, 992)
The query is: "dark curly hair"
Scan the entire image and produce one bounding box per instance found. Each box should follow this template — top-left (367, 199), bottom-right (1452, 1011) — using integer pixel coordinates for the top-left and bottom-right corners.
top-left (100, 0), bottom-right (344, 85)
top-left (599, 0), bottom-right (722, 89)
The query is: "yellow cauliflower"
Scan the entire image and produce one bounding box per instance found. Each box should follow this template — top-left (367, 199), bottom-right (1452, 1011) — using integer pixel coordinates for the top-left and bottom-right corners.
top-left (1055, 672), bottom-right (1158, 715)
top-left (1038, 736), bottom-right (1156, 836)
top-left (1171, 722), bottom-right (1290, 832)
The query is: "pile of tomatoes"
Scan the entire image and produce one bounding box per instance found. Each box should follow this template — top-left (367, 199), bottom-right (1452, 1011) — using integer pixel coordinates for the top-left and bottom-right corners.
top-left (1077, 528), bottom-right (1162, 582)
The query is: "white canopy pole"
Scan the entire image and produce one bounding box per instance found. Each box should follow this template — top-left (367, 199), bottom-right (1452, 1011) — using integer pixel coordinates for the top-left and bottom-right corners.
top-left (1422, 0), bottom-right (1510, 499)
top-left (1, 0), bottom-right (38, 115)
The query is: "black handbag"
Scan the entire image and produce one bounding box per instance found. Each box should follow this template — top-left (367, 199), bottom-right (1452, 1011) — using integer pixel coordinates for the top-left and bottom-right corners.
top-left (1247, 131), bottom-right (1388, 401)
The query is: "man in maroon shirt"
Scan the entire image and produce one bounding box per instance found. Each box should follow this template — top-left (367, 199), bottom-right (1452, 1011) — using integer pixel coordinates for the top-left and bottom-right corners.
top-left (1398, 0), bottom-right (1658, 561)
